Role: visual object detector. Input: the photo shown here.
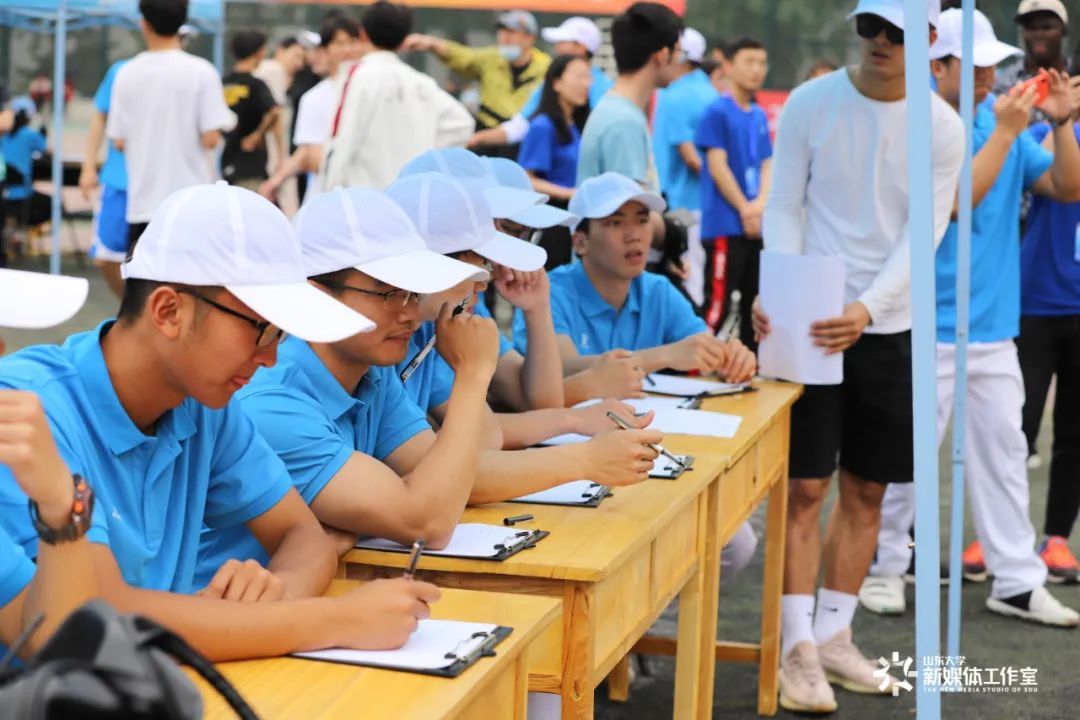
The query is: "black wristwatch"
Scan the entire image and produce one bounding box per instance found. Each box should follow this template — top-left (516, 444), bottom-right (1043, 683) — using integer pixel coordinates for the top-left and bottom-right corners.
top-left (1051, 114), bottom-right (1073, 130)
top-left (29, 474), bottom-right (94, 545)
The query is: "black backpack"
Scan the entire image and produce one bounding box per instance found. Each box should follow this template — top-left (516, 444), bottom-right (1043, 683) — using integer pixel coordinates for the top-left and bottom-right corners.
top-left (0, 600), bottom-right (258, 719)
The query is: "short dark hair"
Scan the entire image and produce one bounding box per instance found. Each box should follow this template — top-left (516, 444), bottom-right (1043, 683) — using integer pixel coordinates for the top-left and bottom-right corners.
top-left (610, 2), bottom-right (683, 75)
top-left (308, 269), bottom-right (353, 292)
top-left (277, 37), bottom-right (299, 52)
top-left (320, 14), bottom-right (361, 48)
top-left (231, 30), bottom-right (267, 61)
top-left (726, 37), bottom-right (765, 60)
top-left (701, 58), bottom-right (721, 76)
top-left (362, 1), bottom-right (413, 50)
top-left (139, 0), bottom-right (188, 37)
top-left (117, 280), bottom-right (217, 322)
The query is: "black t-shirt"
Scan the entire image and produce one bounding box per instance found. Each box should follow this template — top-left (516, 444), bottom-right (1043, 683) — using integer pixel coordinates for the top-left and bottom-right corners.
top-left (222, 71), bottom-right (278, 182)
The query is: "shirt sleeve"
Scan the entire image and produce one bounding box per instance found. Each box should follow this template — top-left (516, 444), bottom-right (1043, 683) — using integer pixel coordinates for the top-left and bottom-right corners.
top-left (441, 42), bottom-right (485, 79)
top-left (694, 102), bottom-right (727, 151)
top-left (204, 404), bottom-right (294, 528)
top-left (254, 78), bottom-right (278, 115)
top-left (668, 93), bottom-right (700, 146)
top-left (759, 109), bottom-right (774, 160)
top-left (197, 66), bottom-right (237, 133)
top-left (93, 63), bottom-right (119, 114)
top-left (661, 279), bottom-right (708, 343)
top-left (430, 79), bottom-right (475, 149)
top-left (596, 119), bottom-right (652, 185)
top-left (29, 130), bottom-right (46, 154)
top-left (104, 66), bottom-right (129, 141)
top-left (293, 87), bottom-right (327, 146)
top-left (762, 87), bottom-right (812, 255)
top-left (373, 375), bottom-right (432, 461)
top-left (520, 85), bottom-right (541, 119)
top-left (1028, 122), bottom-right (1052, 144)
top-left (237, 389), bottom-right (353, 505)
top-left (1019, 130), bottom-right (1054, 190)
top-left (518, 116), bottom-right (556, 174)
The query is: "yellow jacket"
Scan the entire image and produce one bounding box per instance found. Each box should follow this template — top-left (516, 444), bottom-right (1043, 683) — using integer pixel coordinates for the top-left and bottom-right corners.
top-left (441, 43), bottom-right (551, 128)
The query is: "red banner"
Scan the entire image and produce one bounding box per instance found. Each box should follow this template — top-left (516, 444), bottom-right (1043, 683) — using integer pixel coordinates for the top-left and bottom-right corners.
top-left (755, 89), bottom-right (790, 141)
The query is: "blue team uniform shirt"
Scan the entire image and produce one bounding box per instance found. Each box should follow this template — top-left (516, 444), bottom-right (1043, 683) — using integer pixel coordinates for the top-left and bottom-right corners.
top-left (694, 95), bottom-right (773, 239)
top-left (0, 322), bottom-right (293, 594)
top-left (518, 114), bottom-right (581, 189)
top-left (937, 106), bottom-right (1052, 343)
top-left (0, 126), bottom-right (46, 201)
top-left (94, 60), bottom-right (129, 191)
top-left (652, 69), bottom-right (718, 211)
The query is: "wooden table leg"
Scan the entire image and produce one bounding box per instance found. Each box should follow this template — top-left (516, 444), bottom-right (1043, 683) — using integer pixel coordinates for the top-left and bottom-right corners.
top-left (674, 483), bottom-right (712, 720)
top-left (694, 477), bottom-right (723, 717)
top-left (561, 583), bottom-right (596, 720)
top-left (757, 471), bottom-right (788, 716)
top-left (605, 656), bottom-right (631, 702)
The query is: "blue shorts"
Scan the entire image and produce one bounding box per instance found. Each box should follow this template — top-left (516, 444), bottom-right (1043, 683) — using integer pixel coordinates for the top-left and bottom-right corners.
top-left (93, 185), bottom-right (128, 254)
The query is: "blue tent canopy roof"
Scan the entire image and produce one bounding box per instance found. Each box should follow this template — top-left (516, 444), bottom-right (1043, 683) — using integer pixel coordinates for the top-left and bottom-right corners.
top-left (0, 0), bottom-right (223, 33)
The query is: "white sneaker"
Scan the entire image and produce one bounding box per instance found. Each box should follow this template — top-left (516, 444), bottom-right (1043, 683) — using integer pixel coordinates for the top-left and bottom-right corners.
top-left (779, 641), bottom-right (838, 713)
top-left (986, 585), bottom-right (1080, 628)
top-left (818, 628), bottom-right (898, 695)
top-left (858, 575), bottom-right (906, 615)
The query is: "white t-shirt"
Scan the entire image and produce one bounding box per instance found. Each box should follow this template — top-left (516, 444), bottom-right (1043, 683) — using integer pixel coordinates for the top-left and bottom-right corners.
top-left (763, 69), bottom-right (964, 334)
top-left (292, 78), bottom-right (338, 200)
top-left (106, 49), bottom-right (235, 223)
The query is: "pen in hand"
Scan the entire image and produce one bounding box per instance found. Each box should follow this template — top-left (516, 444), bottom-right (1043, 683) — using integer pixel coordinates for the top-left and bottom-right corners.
top-left (399, 297), bottom-right (469, 382)
top-left (606, 411), bottom-right (687, 470)
top-left (404, 539), bottom-right (425, 580)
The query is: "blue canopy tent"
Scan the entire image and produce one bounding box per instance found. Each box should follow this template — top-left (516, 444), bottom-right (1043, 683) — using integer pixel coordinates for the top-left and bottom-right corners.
top-left (0, 0), bottom-right (225, 274)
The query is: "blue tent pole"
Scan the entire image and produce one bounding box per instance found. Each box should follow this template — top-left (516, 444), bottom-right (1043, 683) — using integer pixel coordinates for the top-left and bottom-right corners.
top-left (904, 0), bottom-right (941, 717)
top-left (213, 1), bottom-right (226, 75)
top-left (947, 0), bottom-right (976, 660)
top-left (48, 0), bottom-right (67, 276)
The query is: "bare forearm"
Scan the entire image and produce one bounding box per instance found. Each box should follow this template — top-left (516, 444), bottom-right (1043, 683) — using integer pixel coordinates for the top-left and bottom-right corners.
top-left (971, 129), bottom-right (1016, 207)
top-left (520, 306), bottom-right (564, 410)
top-left (23, 541), bottom-right (98, 651)
top-left (528, 174), bottom-right (574, 201)
top-left (709, 156), bottom-right (750, 212)
top-left (563, 370), bottom-right (600, 406)
top-left (83, 112), bottom-right (106, 169)
top-left (495, 408), bottom-right (577, 449)
top-left (470, 445), bottom-right (586, 504)
top-left (1049, 122), bottom-right (1080, 200)
top-left (265, 525), bottom-right (336, 599)
top-left (636, 345), bottom-right (674, 373)
top-left (678, 142), bottom-right (702, 174)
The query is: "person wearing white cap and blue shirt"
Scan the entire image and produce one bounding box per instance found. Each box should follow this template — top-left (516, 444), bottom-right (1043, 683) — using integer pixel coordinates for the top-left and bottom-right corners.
top-left (863, 8), bottom-right (1080, 628)
top-left (652, 28), bottom-right (717, 213)
top-left (514, 172), bottom-right (756, 384)
top-left (469, 17), bottom-right (614, 149)
top-left (0, 269), bottom-right (96, 654)
top-left (753, 0), bottom-right (962, 711)
top-left (197, 187), bottom-right (497, 573)
top-left (387, 171), bottom-right (664, 492)
top-left (0, 183), bottom-right (444, 661)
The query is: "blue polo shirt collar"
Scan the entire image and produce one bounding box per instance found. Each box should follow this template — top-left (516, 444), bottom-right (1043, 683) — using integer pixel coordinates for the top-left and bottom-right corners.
top-left (282, 338), bottom-right (373, 420)
top-left (571, 262), bottom-right (642, 319)
top-left (73, 321), bottom-right (195, 455)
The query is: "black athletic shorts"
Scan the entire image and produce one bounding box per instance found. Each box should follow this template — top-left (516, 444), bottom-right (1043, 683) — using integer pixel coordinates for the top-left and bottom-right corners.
top-left (788, 331), bottom-right (914, 484)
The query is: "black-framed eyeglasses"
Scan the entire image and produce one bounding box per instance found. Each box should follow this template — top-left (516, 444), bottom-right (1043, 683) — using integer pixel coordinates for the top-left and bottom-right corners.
top-left (856, 14), bottom-right (904, 45)
top-left (448, 250), bottom-right (495, 275)
top-left (318, 282), bottom-right (421, 309)
top-left (178, 289), bottom-right (285, 348)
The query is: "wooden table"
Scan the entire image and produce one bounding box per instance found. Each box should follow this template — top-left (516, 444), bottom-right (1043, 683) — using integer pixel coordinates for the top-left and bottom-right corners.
top-left (343, 450), bottom-right (725, 719)
top-left (628, 380), bottom-right (803, 716)
top-left (191, 581), bottom-right (561, 720)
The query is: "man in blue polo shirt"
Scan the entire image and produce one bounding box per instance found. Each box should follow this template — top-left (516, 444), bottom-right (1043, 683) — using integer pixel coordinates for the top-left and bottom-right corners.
top-left (0, 269), bottom-right (96, 653)
top-left (196, 187), bottom-right (498, 575)
top-left (864, 8), bottom-right (1080, 627)
top-left (514, 172), bottom-right (756, 382)
top-left (0, 183), bottom-right (441, 660)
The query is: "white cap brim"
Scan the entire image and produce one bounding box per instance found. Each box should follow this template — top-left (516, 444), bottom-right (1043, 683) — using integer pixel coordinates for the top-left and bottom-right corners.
top-left (358, 249), bottom-right (490, 294)
top-left (474, 231), bottom-right (548, 272)
top-left (541, 27), bottom-right (579, 45)
top-left (848, 7), bottom-right (905, 28)
top-left (229, 281), bottom-right (376, 343)
top-left (972, 41), bottom-right (1023, 67)
top-left (509, 203), bottom-right (578, 229)
top-left (483, 186), bottom-right (547, 220)
top-left (0, 269), bottom-right (88, 329)
top-left (574, 190), bottom-right (666, 231)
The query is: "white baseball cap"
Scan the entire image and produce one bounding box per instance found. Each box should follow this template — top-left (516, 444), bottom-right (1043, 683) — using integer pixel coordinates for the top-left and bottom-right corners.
top-left (294, 187), bottom-right (489, 293)
top-left (123, 182), bottom-right (375, 342)
top-left (541, 17), bottom-right (602, 55)
top-left (399, 148), bottom-right (546, 221)
top-left (0, 268), bottom-right (88, 329)
top-left (484, 157), bottom-right (577, 229)
top-left (386, 173), bottom-right (547, 272)
top-left (681, 28), bottom-right (707, 64)
top-left (848, 0), bottom-right (941, 30)
top-left (568, 173), bottom-right (666, 232)
top-left (931, 9), bottom-right (1023, 66)
top-left (1016, 0), bottom-right (1068, 26)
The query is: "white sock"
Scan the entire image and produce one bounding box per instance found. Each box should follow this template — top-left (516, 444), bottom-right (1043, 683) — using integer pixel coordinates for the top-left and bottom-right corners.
top-left (781, 594), bottom-right (815, 657)
top-left (813, 588), bottom-right (858, 645)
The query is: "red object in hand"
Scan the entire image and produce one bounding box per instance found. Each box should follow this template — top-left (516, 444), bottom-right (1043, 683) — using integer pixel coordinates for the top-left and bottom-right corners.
top-left (1021, 70), bottom-right (1050, 106)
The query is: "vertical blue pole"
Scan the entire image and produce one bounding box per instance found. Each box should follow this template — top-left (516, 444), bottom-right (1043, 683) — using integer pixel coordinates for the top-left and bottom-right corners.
top-left (213, 28), bottom-right (225, 75)
top-left (903, 0), bottom-right (940, 717)
top-left (947, 0), bottom-right (976, 660)
top-left (49, 0), bottom-right (68, 275)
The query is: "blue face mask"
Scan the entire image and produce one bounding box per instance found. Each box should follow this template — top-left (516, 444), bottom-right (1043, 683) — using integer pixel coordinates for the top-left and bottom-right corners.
top-left (497, 44), bottom-right (523, 62)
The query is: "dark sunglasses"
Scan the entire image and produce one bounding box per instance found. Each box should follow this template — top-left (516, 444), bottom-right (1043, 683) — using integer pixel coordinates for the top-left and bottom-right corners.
top-left (856, 14), bottom-right (904, 45)
top-left (178, 289), bottom-right (285, 348)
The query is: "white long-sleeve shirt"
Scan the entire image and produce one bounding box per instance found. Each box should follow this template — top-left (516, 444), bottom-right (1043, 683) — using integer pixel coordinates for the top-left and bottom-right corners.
top-left (763, 69), bottom-right (964, 334)
top-left (321, 51), bottom-right (474, 191)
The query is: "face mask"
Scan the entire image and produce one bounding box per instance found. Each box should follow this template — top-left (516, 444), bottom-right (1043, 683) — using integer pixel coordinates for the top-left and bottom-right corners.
top-left (497, 44), bottom-right (523, 61)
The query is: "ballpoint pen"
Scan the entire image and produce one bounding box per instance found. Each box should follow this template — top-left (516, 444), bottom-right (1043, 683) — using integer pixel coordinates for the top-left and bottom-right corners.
top-left (399, 296), bottom-right (469, 382)
top-left (404, 539), bottom-right (425, 580)
top-left (606, 411), bottom-right (688, 470)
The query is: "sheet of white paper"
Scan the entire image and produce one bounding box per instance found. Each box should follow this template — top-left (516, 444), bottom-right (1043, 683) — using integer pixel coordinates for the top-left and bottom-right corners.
top-left (294, 619), bottom-right (498, 671)
top-left (355, 524), bottom-right (524, 558)
top-left (758, 251), bottom-right (845, 385)
top-left (544, 405), bottom-right (741, 441)
top-left (643, 374), bottom-right (747, 398)
top-left (513, 480), bottom-right (607, 505)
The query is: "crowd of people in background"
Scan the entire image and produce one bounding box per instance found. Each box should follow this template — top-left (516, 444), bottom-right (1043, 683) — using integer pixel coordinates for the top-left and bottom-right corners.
top-left (1, 0), bottom-right (1080, 715)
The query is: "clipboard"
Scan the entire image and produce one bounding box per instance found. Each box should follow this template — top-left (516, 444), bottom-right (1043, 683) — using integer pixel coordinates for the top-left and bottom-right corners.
top-left (508, 480), bottom-right (612, 507)
top-left (293, 621), bottom-right (513, 678)
top-left (650, 454), bottom-right (695, 480)
top-left (355, 524), bottom-right (549, 562)
top-left (644, 374), bottom-right (757, 403)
